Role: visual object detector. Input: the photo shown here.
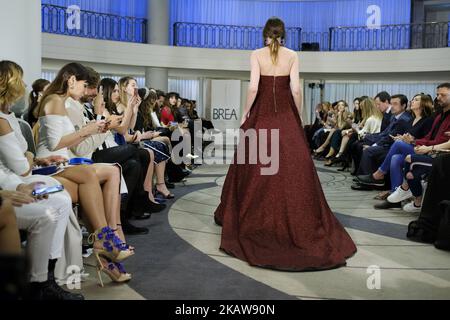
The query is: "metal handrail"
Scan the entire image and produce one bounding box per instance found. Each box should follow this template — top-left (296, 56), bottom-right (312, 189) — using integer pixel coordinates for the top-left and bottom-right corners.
top-left (41, 3), bottom-right (147, 43)
top-left (173, 22), bottom-right (302, 51)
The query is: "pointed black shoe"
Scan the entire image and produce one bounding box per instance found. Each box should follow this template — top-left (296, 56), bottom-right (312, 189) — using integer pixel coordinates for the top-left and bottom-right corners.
top-left (28, 280), bottom-right (84, 300)
top-left (145, 200), bottom-right (167, 213)
top-left (357, 174), bottom-right (385, 187)
top-left (351, 183), bottom-right (374, 191)
top-left (374, 200), bottom-right (402, 210)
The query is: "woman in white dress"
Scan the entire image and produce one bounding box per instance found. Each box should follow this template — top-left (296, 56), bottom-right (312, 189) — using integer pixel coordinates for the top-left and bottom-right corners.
top-left (35, 63), bottom-right (134, 284)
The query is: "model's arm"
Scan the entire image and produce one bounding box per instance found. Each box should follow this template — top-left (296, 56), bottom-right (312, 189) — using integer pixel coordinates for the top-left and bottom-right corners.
top-left (289, 53), bottom-right (302, 119)
top-left (241, 51), bottom-right (260, 125)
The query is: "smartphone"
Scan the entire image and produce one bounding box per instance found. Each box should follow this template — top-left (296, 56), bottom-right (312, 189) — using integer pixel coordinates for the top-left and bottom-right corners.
top-left (32, 185), bottom-right (64, 197)
top-left (134, 88), bottom-right (138, 97)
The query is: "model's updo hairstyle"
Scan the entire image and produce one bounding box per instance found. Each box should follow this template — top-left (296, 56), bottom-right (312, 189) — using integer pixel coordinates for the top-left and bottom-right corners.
top-left (263, 17), bottom-right (286, 65)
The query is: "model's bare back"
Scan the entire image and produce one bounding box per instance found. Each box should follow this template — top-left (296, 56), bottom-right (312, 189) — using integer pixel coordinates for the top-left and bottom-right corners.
top-left (254, 46), bottom-right (296, 76)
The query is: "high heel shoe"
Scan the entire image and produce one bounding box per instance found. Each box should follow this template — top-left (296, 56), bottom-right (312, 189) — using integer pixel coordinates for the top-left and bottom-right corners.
top-left (88, 227), bottom-right (134, 263)
top-left (95, 254), bottom-right (131, 287)
top-left (155, 183), bottom-right (175, 199)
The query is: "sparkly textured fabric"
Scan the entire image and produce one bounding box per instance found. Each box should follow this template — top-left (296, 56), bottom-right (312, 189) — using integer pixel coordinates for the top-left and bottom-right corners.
top-left (214, 75), bottom-right (357, 271)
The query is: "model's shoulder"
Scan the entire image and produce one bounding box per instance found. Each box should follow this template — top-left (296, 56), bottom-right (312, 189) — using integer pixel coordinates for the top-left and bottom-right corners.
top-left (283, 47), bottom-right (297, 57)
top-left (252, 48), bottom-right (265, 56)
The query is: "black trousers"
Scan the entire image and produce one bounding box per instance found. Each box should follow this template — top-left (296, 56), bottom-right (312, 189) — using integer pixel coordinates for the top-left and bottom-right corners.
top-left (358, 145), bottom-right (389, 175)
top-left (418, 153), bottom-right (450, 235)
top-left (92, 144), bottom-right (150, 215)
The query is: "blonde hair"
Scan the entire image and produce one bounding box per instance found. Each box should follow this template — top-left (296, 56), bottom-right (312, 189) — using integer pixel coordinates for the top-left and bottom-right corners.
top-left (263, 17), bottom-right (286, 65)
top-left (361, 98), bottom-right (383, 126)
top-left (0, 61), bottom-right (25, 109)
top-left (118, 76), bottom-right (136, 106)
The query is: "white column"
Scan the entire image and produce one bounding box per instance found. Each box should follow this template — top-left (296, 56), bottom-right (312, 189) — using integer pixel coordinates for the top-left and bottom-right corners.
top-left (0, 0), bottom-right (42, 114)
top-left (145, 0), bottom-right (169, 91)
top-left (145, 67), bottom-right (169, 92)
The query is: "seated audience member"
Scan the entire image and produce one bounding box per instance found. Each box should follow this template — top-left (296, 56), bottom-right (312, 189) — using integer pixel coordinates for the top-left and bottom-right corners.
top-left (375, 91), bottom-right (393, 132)
top-left (352, 97), bottom-right (363, 124)
top-left (34, 63), bottom-right (134, 277)
top-left (69, 72), bottom-right (157, 234)
top-left (357, 93), bottom-right (434, 205)
top-left (25, 79), bottom-right (50, 128)
top-left (98, 78), bottom-right (168, 213)
top-left (351, 94), bottom-right (412, 190)
top-left (325, 97), bottom-right (383, 171)
top-left (0, 60), bottom-right (84, 300)
top-left (161, 92), bottom-right (178, 126)
top-left (384, 83), bottom-right (450, 209)
top-left (348, 91), bottom-right (392, 174)
top-left (407, 152), bottom-right (450, 250)
top-left (326, 98), bottom-right (382, 167)
top-left (314, 100), bottom-right (352, 160)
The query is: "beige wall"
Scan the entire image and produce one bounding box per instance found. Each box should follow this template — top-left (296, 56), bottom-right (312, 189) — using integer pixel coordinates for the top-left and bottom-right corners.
top-left (42, 33), bottom-right (450, 79)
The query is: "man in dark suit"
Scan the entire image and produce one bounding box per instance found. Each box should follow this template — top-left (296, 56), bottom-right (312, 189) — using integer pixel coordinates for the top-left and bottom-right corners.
top-left (350, 91), bottom-right (392, 174)
top-left (351, 94), bottom-right (412, 190)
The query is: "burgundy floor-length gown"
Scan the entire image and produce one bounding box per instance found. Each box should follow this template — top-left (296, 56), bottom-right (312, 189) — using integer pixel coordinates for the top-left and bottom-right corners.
top-left (214, 75), bottom-right (357, 271)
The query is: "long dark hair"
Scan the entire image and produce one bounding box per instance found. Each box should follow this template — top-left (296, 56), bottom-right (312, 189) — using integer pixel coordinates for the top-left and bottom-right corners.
top-left (27, 79), bottom-right (50, 126)
top-left (138, 88), bottom-right (158, 130)
top-left (38, 63), bottom-right (89, 115)
top-left (263, 17), bottom-right (286, 65)
top-left (164, 92), bottom-right (179, 116)
top-left (99, 78), bottom-right (120, 115)
top-left (412, 93), bottom-right (434, 118)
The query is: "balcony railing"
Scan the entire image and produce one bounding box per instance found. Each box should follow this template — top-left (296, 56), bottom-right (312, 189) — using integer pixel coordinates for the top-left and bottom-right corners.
top-left (174, 21), bottom-right (450, 52)
top-left (173, 22), bottom-right (302, 51)
top-left (40, 3), bottom-right (449, 52)
top-left (41, 3), bottom-right (147, 43)
top-left (329, 21), bottom-right (450, 51)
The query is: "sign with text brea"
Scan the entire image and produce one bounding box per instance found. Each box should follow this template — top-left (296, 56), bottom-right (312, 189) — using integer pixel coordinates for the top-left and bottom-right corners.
top-left (211, 80), bottom-right (241, 131)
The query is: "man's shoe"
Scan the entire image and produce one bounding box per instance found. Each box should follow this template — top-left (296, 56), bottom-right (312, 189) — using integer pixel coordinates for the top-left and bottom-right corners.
top-left (29, 280), bottom-right (84, 300)
top-left (374, 200), bottom-right (402, 210)
top-left (131, 212), bottom-right (151, 220)
top-left (357, 174), bottom-right (385, 187)
top-left (143, 200), bottom-right (166, 213)
top-left (351, 183), bottom-right (374, 191)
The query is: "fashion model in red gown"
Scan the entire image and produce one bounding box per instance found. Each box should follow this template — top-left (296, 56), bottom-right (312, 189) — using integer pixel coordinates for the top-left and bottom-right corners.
top-left (214, 36), bottom-right (357, 271)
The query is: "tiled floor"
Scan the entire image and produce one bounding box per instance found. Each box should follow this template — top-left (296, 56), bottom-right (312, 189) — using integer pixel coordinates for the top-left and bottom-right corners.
top-left (168, 161), bottom-right (450, 300)
top-left (74, 153), bottom-right (450, 300)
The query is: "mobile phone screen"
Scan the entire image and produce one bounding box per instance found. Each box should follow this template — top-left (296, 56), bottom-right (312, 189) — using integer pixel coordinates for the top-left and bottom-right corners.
top-left (32, 185), bottom-right (64, 197)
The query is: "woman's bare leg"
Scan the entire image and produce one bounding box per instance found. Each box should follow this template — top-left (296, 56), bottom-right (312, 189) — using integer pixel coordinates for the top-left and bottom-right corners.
top-left (143, 150), bottom-right (158, 203)
top-left (338, 135), bottom-right (350, 155)
top-left (316, 129), bottom-right (335, 152)
top-left (55, 166), bottom-right (107, 230)
top-left (93, 164), bottom-right (121, 229)
top-left (155, 161), bottom-right (171, 196)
